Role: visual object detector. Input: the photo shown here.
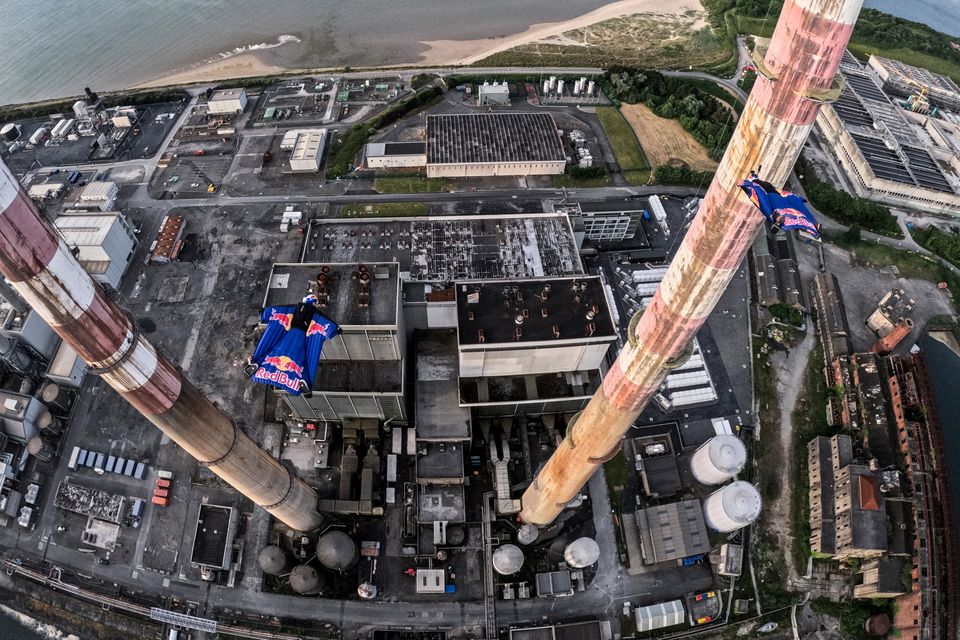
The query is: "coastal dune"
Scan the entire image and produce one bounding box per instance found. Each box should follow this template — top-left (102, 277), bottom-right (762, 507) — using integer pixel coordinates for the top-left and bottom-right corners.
top-left (137, 0), bottom-right (702, 88)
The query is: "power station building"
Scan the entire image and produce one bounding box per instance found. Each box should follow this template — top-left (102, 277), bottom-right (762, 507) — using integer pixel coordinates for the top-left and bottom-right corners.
top-left (363, 142), bottom-right (427, 169)
top-left (815, 57), bottom-right (960, 215)
top-left (455, 276), bottom-right (617, 416)
top-left (262, 263), bottom-right (404, 422)
top-left (207, 88), bottom-right (248, 115)
top-left (53, 214), bottom-right (138, 290)
top-left (426, 113), bottom-right (566, 178)
top-left (867, 55), bottom-right (960, 111)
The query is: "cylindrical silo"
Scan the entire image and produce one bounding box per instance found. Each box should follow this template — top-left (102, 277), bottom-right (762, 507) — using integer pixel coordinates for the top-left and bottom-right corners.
top-left (41, 382), bottom-right (74, 415)
top-left (27, 436), bottom-right (54, 462)
top-left (492, 544), bottom-right (524, 575)
top-left (557, 80), bottom-right (565, 95)
top-left (258, 545), bottom-right (292, 576)
top-left (549, 76), bottom-right (557, 90)
top-left (691, 434), bottom-right (747, 485)
top-left (587, 81), bottom-right (596, 97)
top-left (703, 481), bottom-right (762, 532)
top-left (289, 564), bottom-right (325, 594)
top-left (542, 80), bottom-right (550, 95)
top-left (36, 409), bottom-right (62, 437)
top-left (1, 124), bottom-right (20, 142)
top-left (315, 530), bottom-right (359, 571)
top-left (517, 523), bottom-right (539, 545)
top-left (564, 537), bottom-right (600, 568)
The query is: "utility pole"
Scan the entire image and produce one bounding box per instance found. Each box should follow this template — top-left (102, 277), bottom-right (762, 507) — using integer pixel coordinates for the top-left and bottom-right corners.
top-left (0, 161), bottom-right (323, 531)
top-left (520, 0), bottom-right (863, 526)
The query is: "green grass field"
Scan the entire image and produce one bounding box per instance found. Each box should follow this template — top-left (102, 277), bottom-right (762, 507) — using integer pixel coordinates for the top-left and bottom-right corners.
top-left (373, 177), bottom-right (451, 193)
top-left (555, 174), bottom-right (612, 188)
top-left (597, 107), bottom-right (651, 173)
top-left (341, 202), bottom-right (428, 218)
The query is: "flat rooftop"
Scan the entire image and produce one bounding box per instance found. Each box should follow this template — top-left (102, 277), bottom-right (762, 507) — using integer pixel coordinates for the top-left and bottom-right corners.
top-left (264, 263), bottom-right (399, 327)
top-left (367, 142), bottom-right (425, 156)
top-left (426, 113), bottom-right (565, 165)
top-left (416, 331), bottom-right (471, 441)
top-left (871, 55), bottom-right (960, 96)
top-left (417, 485), bottom-right (465, 523)
top-left (456, 276), bottom-right (615, 345)
top-left (191, 504), bottom-right (235, 569)
top-left (313, 359), bottom-right (402, 393)
top-left (459, 369), bottom-right (602, 404)
top-left (416, 442), bottom-right (465, 482)
top-left (305, 214), bottom-right (581, 281)
top-left (636, 499), bottom-right (710, 564)
top-left (210, 88), bottom-right (245, 101)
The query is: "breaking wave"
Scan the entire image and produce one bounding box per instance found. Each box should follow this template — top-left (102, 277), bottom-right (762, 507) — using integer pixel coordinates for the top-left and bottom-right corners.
top-left (0, 605), bottom-right (79, 640)
top-left (197, 34), bottom-right (302, 66)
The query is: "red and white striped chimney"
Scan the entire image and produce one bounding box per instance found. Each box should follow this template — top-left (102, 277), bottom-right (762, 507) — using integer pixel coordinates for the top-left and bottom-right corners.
top-left (520, 0), bottom-right (863, 525)
top-left (0, 162), bottom-right (323, 531)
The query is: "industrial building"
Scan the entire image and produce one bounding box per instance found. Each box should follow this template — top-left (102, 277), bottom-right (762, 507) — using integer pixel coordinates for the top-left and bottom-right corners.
top-left (191, 505), bottom-right (238, 571)
top-left (810, 273), bottom-right (851, 366)
top-left (75, 181), bottom-right (118, 212)
top-left (867, 55), bottom-right (960, 111)
top-left (363, 142), bottom-right (427, 169)
top-left (53, 214), bottom-right (137, 290)
top-left (426, 113), bottom-right (566, 178)
top-left (509, 621), bottom-right (603, 640)
top-left (866, 288), bottom-right (916, 336)
top-left (631, 433), bottom-right (682, 497)
top-left (27, 182), bottom-right (65, 201)
top-left (571, 208), bottom-right (643, 243)
top-left (150, 214), bottom-right (186, 263)
top-left (477, 81), bottom-right (511, 106)
top-left (455, 276), bottom-right (616, 416)
top-left (635, 499), bottom-right (711, 564)
top-left (751, 227), bottom-right (803, 309)
top-left (262, 263), bottom-right (404, 422)
top-left (635, 600), bottom-right (686, 632)
top-left (207, 88), bottom-right (248, 114)
top-left (808, 433), bottom-right (888, 560)
top-left (289, 129), bottom-right (327, 173)
top-left (816, 58), bottom-right (960, 215)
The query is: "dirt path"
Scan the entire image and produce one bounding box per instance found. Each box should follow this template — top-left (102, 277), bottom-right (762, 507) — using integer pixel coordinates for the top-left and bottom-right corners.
top-left (620, 102), bottom-right (718, 171)
top-left (766, 329), bottom-right (816, 583)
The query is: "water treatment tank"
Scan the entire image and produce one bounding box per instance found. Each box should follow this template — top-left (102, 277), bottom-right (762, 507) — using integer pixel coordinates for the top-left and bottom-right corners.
top-left (564, 537), bottom-right (600, 568)
top-left (492, 544), bottom-right (524, 575)
top-left (517, 524), bottom-right (539, 545)
top-left (691, 434), bottom-right (747, 485)
top-left (315, 530), bottom-right (359, 571)
top-left (703, 481), bottom-right (762, 532)
top-left (289, 564), bottom-right (324, 594)
top-left (258, 545), bottom-right (292, 576)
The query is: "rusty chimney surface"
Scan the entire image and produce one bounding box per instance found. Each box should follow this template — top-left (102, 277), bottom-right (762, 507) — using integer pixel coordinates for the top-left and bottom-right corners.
top-left (0, 161), bottom-right (323, 531)
top-left (519, 0), bottom-right (864, 526)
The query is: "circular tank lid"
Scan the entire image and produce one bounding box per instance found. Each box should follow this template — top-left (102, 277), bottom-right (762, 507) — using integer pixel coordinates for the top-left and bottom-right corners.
top-left (257, 545), bottom-right (289, 574)
top-left (0, 124), bottom-right (14, 132)
top-left (37, 410), bottom-right (53, 430)
top-left (706, 435), bottom-right (747, 474)
top-left (316, 530), bottom-right (358, 571)
top-left (289, 564), bottom-right (321, 593)
top-left (492, 544), bottom-right (524, 575)
top-left (41, 382), bottom-right (60, 403)
top-left (445, 524), bottom-right (466, 546)
top-left (27, 437), bottom-right (45, 454)
top-left (564, 537), bottom-right (600, 568)
top-left (720, 481), bottom-right (762, 523)
top-left (516, 524), bottom-right (539, 545)
top-left (357, 582), bottom-right (378, 599)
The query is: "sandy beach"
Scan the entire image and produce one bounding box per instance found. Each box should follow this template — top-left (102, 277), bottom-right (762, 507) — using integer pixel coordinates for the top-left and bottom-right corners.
top-left (418, 0), bottom-right (703, 65)
top-left (137, 0), bottom-right (701, 88)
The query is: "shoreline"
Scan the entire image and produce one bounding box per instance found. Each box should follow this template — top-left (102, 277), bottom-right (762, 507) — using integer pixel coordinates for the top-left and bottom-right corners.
top-left (135, 0), bottom-right (701, 89)
top-left (0, 604), bottom-right (78, 640)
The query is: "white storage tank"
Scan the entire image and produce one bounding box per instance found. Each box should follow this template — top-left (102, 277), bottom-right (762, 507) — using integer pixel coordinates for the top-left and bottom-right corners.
top-left (549, 76), bottom-right (557, 90)
top-left (587, 81), bottom-right (596, 96)
top-left (315, 530), bottom-right (359, 571)
top-left (492, 544), bottom-right (524, 575)
top-left (691, 434), bottom-right (747, 485)
top-left (557, 80), bottom-right (565, 95)
top-left (258, 545), bottom-right (292, 576)
top-left (517, 523), bottom-right (539, 545)
top-left (1, 123), bottom-right (21, 142)
top-left (703, 481), bottom-right (762, 532)
top-left (542, 80), bottom-right (550, 95)
top-left (564, 537), bottom-right (600, 568)
top-left (289, 564), bottom-right (324, 594)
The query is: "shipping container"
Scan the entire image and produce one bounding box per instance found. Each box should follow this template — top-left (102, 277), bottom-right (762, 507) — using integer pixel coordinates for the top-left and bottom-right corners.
top-left (131, 498), bottom-right (145, 518)
top-left (76, 449), bottom-right (88, 467)
top-left (157, 470), bottom-right (173, 480)
top-left (153, 488), bottom-right (169, 499)
top-left (94, 453), bottom-right (105, 471)
top-left (123, 459), bottom-right (135, 476)
top-left (114, 457), bottom-right (126, 474)
top-left (156, 478), bottom-right (171, 489)
top-left (151, 495), bottom-right (168, 506)
top-left (106, 455), bottom-right (116, 473)
top-left (67, 446), bottom-right (80, 470)
top-left (134, 462), bottom-right (146, 480)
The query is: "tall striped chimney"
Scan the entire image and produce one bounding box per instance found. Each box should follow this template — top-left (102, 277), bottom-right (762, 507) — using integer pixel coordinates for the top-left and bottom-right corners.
top-left (520, 0), bottom-right (863, 525)
top-left (0, 163), bottom-right (323, 531)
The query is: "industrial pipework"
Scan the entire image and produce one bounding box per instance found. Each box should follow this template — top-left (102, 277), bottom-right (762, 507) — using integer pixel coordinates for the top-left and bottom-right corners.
top-left (0, 162), bottom-right (323, 531)
top-left (520, 0), bottom-right (863, 526)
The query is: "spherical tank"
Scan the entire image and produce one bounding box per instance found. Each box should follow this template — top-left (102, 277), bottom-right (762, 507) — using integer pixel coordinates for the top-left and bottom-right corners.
top-left (1, 123), bottom-right (20, 142)
top-left (258, 545), bottom-right (292, 576)
top-left (357, 582), bottom-right (378, 599)
top-left (691, 435), bottom-right (747, 485)
top-left (516, 524), bottom-right (539, 545)
top-left (315, 530), bottom-right (359, 571)
top-left (492, 544), bottom-right (524, 575)
top-left (289, 564), bottom-right (324, 594)
top-left (563, 537), bottom-right (600, 568)
top-left (703, 481), bottom-right (762, 532)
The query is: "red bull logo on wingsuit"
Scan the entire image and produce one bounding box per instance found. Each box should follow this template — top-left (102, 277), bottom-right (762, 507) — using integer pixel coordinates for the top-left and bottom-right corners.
top-left (247, 299), bottom-right (340, 396)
